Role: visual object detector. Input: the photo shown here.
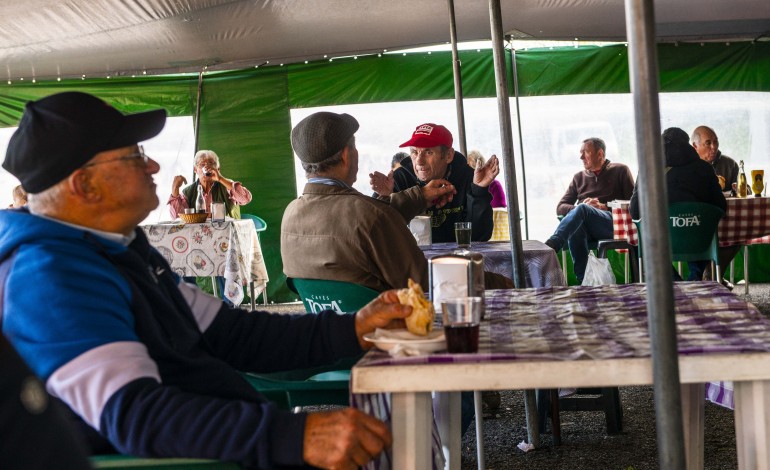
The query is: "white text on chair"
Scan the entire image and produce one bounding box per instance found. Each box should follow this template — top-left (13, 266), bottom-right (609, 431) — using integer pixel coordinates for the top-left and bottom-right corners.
top-left (670, 215), bottom-right (701, 227)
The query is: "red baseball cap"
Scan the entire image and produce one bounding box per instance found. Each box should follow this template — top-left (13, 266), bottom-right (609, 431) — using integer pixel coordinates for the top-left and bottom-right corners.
top-left (399, 123), bottom-right (453, 148)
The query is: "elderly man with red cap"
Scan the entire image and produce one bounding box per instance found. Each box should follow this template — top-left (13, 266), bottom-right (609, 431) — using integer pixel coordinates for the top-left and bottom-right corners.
top-left (0, 92), bottom-right (419, 469)
top-left (370, 123), bottom-right (500, 243)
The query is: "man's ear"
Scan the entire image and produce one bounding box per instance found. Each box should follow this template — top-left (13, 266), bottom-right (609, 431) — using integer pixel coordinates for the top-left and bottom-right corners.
top-left (445, 147), bottom-right (455, 164)
top-left (68, 170), bottom-right (101, 202)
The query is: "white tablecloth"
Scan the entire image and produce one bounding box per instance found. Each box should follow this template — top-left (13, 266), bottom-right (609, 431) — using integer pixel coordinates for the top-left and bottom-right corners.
top-left (141, 219), bottom-right (268, 305)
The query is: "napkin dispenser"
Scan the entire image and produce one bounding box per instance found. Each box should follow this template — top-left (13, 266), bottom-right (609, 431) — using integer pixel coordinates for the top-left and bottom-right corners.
top-left (409, 215), bottom-right (432, 247)
top-left (428, 252), bottom-right (485, 313)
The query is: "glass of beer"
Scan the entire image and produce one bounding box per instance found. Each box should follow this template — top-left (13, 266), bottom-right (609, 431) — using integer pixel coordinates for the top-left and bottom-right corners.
top-left (454, 222), bottom-right (472, 248)
top-left (441, 297), bottom-right (482, 353)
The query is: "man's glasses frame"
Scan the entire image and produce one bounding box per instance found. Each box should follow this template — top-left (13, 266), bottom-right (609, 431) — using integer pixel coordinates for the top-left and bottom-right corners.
top-left (81, 146), bottom-right (150, 168)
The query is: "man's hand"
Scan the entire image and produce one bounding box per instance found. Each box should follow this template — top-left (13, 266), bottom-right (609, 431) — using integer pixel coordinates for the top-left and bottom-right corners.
top-left (421, 179), bottom-right (456, 209)
top-left (303, 408), bottom-right (392, 469)
top-left (369, 170), bottom-right (394, 196)
top-left (473, 154), bottom-right (500, 188)
top-left (171, 175), bottom-right (188, 196)
top-left (582, 197), bottom-right (607, 211)
top-left (354, 290), bottom-right (412, 349)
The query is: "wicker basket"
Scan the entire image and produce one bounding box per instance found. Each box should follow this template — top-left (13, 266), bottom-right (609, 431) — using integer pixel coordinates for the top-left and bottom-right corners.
top-left (179, 212), bottom-right (209, 224)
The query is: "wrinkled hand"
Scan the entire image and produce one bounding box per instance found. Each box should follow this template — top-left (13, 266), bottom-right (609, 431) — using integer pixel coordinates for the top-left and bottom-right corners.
top-left (369, 170), bottom-right (394, 196)
top-left (171, 175), bottom-right (188, 193)
top-left (304, 408), bottom-right (392, 470)
top-left (473, 154), bottom-right (500, 188)
top-left (582, 197), bottom-right (606, 210)
top-left (421, 179), bottom-right (456, 209)
top-left (355, 290), bottom-right (412, 349)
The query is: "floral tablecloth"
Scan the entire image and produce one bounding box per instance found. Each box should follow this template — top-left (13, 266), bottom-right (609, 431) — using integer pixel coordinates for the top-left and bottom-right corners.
top-left (141, 219), bottom-right (268, 305)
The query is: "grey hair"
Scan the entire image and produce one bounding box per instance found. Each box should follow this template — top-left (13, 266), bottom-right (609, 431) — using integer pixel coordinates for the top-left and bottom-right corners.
top-left (26, 181), bottom-right (66, 213)
top-left (583, 137), bottom-right (606, 154)
top-left (467, 150), bottom-right (484, 169)
top-left (194, 150), bottom-right (220, 169)
top-left (302, 136), bottom-right (354, 176)
top-left (691, 126), bottom-right (715, 144)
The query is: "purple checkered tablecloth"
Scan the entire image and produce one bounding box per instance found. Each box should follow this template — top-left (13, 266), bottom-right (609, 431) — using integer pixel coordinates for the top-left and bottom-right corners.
top-left (353, 283), bottom-right (768, 466)
top-left (357, 283), bottom-right (770, 368)
top-left (611, 197), bottom-right (770, 247)
top-left (422, 240), bottom-right (566, 288)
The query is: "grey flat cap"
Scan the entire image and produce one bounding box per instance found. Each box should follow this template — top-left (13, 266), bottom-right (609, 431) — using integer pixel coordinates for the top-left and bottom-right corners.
top-left (291, 112), bottom-right (359, 163)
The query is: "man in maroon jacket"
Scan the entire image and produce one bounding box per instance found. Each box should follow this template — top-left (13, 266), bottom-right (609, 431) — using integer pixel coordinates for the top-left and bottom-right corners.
top-left (544, 137), bottom-right (635, 283)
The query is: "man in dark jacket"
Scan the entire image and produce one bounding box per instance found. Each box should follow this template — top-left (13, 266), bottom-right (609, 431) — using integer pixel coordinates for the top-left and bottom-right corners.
top-left (1, 92), bottom-right (411, 469)
top-left (629, 127), bottom-right (727, 282)
top-left (370, 123), bottom-right (499, 243)
top-left (544, 137), bottom-right (635, 283)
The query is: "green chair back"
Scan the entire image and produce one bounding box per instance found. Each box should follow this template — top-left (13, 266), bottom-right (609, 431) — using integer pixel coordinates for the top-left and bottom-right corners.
top-left (243, 279), bottom-right (376, 410)
top-left (287, 278), bottom-right (379, 314)
top-left (241, 213), bottom-right (267, 232)
top-left (634, 201), bottom-right (724, 277)
top-left (91, 455), bottom-right (239, 469)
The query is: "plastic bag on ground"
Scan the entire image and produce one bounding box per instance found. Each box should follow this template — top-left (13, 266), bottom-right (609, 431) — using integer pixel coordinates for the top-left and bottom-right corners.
top-left (582, 252), bottom-right (617, 286)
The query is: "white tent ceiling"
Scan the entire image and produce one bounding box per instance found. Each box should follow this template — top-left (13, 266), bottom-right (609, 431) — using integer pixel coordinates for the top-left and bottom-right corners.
top-left (1, 0), bottom-right (769, 81)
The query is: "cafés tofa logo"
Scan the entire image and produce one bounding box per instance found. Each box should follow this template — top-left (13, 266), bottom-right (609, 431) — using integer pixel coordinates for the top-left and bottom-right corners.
top-left (670, 214), bottom-right (701, 227)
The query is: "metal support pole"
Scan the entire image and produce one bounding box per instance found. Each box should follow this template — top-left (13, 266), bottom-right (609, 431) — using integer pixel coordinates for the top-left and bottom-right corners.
top-left (447, 0), bottom-right (467, 156)
top-left (193, 70), bottom-right (204, 181)
top-left (624, 0), bottom-right (686, 467)
top-left (488, 0), bottom-right (537, 448)
top-left (509, 46), bottom-right (529, 239)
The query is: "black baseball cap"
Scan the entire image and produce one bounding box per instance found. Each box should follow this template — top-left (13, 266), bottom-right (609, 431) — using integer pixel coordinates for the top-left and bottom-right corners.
top-left (3, 92), bottom-right (167, 193)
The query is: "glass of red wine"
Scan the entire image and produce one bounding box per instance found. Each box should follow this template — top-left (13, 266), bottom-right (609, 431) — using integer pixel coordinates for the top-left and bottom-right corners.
top-left (440, 297), bottom-right (482, 353)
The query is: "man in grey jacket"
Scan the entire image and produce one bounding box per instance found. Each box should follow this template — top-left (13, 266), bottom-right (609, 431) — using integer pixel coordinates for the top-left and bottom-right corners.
top-left (282, 112), bottom-right (455, 292)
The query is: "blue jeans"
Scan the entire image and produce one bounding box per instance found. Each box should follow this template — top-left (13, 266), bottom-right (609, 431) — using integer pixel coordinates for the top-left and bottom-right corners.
top-left (548, 204), bottom-right (613, 282)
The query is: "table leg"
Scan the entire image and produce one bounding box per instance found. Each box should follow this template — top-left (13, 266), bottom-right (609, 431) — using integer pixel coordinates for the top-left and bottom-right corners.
top-left (734, 380), bottom-right (770, 470)
top-left (681, 383), bottom-right (704, 469)
top-left (744, 246), bottom-right (750, 296)
top-left (211, 276), bottom-right (218, 297)
top-left (434, 392), bottom-right (461, 470)
top-left (525, 389), bottom-right (540, 448)
top-left (392, 392), bottom-right (433, 470)
top-left (473, 391), bottom-right (485, 470)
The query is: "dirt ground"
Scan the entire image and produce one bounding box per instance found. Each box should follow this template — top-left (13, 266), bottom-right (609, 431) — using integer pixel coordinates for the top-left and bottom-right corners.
top-left (461, 387), bottom-right (737, 470)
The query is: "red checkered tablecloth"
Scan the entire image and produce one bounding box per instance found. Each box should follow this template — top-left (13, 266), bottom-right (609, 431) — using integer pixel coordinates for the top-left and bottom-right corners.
top-left (610, 197), bottom-right (770, 247)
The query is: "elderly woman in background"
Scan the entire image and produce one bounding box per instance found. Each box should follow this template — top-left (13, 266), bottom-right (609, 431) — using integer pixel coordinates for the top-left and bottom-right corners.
top-left (9, 184), bottom-right (27, 208)
top-left (168, 149), bottom-right (252, 219)
top-left (467, 150), bottom-right (506, 208)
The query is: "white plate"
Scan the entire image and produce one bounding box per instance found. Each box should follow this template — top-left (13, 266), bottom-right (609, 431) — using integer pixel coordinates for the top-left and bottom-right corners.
top-left (363, 328), bottom-right (446, 354)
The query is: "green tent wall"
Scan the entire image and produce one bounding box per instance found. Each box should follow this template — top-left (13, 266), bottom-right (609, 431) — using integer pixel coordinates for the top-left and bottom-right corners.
top-left (1, 42), bottom-right (769, 301)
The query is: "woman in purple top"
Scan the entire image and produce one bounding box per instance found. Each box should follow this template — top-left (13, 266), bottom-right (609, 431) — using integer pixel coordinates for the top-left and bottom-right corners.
top-left (468, 150), bottom-right (506, 208)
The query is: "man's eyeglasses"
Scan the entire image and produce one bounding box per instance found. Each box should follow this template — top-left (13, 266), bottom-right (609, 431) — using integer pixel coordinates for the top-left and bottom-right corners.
top-left (81, 146), bottom-right (150, 168)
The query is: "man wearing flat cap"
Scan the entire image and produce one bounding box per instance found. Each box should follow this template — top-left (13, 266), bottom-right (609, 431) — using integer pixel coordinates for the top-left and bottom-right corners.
top-left (0, 92), bottom-right (414, 469)
top-left (370, 123), bottom-right (500, 243)
top-left (282, 111), bottom-right (455, 292)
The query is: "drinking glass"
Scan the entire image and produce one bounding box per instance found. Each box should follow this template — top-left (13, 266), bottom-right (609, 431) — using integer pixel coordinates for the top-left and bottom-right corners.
top-left (454, 222), bottom-right (472, 248)
top-left (441, 297), bottom-right (482, 353)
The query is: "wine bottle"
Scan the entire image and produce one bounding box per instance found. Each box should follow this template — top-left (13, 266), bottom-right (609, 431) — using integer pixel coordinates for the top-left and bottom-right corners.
top-left (195, 183), bottom-right (206, 212)
top-left (737, 160), bottom-right (748, 198)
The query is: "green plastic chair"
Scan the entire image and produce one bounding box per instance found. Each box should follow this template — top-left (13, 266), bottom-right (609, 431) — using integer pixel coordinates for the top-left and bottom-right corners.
top-left (242, 279), bottom-right (378, 409)
top-left (241, 213), bottom-right (267, 233)
top-left (91, 455), bottom-right (239, 469)
top-left (634, 201), bottom-right (724, 281)
top-left (287, 278), bottom-right (380, 314)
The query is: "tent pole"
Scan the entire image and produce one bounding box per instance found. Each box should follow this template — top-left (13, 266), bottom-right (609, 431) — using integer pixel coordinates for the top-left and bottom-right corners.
top-left (194, 70), bottom-right (204, 153)
top-left (488, 0), bottom-right (538, 448)
top-left (447, 0), bottom-right (467, 156)
top-left (509, 45), bottom-right (529, 239)
top-left (624, 0), bottom-right (686, 468)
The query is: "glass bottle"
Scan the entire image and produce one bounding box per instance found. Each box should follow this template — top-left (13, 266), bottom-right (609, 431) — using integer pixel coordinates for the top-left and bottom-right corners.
top-left (195, 183), bottom-right (206, 212)
top-left (737, 160), bottom-right (748, 198)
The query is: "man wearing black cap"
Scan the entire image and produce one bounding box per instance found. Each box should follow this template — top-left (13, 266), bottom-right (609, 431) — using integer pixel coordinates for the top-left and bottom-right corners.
top-left (370, 123), bottom-right (500, 243)
top-left (0, 92), bottom-right (413, 469)
top-left (282, 111), bottom-right (455, 292)
top-left (629, 127), bottom-right (730, 284)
